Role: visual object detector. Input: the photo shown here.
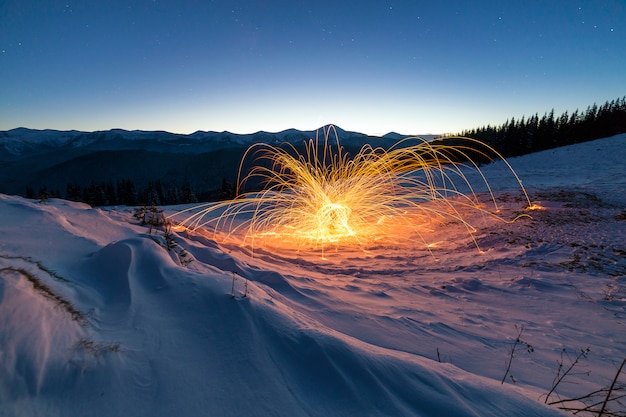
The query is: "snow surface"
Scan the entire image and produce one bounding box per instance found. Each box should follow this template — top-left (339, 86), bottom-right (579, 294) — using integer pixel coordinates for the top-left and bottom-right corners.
top-left (1, 134), bottom-right (625, 416)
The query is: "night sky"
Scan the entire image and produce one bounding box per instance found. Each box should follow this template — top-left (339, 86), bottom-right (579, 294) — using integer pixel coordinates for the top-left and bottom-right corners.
top-left (1, 1), bottom-right (624, 135)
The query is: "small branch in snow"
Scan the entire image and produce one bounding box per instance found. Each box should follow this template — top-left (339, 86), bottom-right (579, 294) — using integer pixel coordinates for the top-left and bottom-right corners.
top-left (501, 324), bottom-right (534, 384)
top-left (544, 347), bottom-right (590, 404)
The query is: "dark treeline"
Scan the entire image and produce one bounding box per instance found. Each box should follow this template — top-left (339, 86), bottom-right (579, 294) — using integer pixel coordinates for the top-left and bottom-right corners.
top-left (458, 96), bottom-right (626, 157)
top-left (27, 178), bottom-right (237, 207)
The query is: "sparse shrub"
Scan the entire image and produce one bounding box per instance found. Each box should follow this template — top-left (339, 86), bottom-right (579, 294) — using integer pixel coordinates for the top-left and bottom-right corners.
top-left (75, 338), bottom-right (122, 355)
top-left (136, 207), bottom-right (193, 267)
top-left (548, 356), bottom-right (626, 416)
top-left (501, 324), bottom-right (534, 384)
top-left (161, 221), bottom-right (193, 266)
top-left (0, 266), bottom-right (87, 326)
top-left (544, 347), bottom-right (591, 404)
top-left (133, 205), bottom-right (166, 233)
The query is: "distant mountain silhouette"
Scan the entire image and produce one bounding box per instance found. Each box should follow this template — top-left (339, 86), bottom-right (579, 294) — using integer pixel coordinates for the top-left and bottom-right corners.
top-left (0, 126), bottom-right (435, 203)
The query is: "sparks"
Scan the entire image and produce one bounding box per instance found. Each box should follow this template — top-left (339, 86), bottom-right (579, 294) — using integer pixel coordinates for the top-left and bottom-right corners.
top-left (172, 126), bottom-right (531, 254)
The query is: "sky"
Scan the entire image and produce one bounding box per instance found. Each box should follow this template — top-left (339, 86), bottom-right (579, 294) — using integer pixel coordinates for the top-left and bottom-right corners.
top-left (0, 1), bottom-right (624, 136)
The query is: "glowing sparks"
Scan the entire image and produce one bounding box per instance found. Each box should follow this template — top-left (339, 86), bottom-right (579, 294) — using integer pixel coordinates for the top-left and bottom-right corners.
top-left (526, 203), bottom-right (545, 211)
top-left (172, 126), bottom-right (532, 254)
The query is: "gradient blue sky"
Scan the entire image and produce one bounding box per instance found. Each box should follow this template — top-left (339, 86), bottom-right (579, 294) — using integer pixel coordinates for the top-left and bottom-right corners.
top-left (1, 1), bottom-right (624, 135)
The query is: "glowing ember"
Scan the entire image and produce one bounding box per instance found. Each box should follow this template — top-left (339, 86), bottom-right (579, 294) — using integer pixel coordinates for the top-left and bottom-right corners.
top-left (172, 126), bottom-right (532, 253)
top-left (526, 203), bottom-right (545, 211)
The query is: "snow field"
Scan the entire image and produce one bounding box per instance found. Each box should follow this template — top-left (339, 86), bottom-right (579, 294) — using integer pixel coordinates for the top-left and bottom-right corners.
top-left (1, 133), bottom-right (625, 416)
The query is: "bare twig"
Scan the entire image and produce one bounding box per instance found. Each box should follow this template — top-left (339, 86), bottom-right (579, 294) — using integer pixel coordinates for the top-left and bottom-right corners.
top-left (599, 357), bottom-right (626, 416)
top-left (545, 347), bottom-right (590, 403)
top-left (501, 324), bottom-right (533, 384)
top-left (549, 387), bottom-right (608, 406)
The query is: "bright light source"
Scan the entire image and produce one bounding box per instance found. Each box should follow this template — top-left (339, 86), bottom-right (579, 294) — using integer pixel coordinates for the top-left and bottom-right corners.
top-left (172, 126), bottom-right (531, 255)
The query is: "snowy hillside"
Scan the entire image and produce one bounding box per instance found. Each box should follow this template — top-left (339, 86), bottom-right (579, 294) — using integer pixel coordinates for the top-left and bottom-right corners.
top-left (1, 134), bottom-right (625, 416)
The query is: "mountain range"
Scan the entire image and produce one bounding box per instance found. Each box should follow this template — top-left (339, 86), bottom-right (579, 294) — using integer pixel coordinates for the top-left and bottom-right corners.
top-left (0, 126), bottom-right (432, 200)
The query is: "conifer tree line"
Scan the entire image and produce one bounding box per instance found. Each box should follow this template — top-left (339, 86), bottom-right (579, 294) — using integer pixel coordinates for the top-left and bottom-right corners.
top-left (27, 178), bottom-right (237, 207)
top-left (457, 96), bottom-right (626, 158)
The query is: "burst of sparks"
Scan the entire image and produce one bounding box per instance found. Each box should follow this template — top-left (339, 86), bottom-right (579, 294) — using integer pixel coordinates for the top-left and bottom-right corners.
top-left (172, 126), bottom-right (531, 255)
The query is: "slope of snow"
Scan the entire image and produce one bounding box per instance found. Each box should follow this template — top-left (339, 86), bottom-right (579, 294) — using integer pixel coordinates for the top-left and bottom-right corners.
top-left (1, 134), bottom-right (625, 416)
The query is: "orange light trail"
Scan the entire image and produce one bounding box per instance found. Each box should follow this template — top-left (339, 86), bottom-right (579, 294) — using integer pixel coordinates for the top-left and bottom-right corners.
top-left (171, 126), bottom-right (532, 256)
